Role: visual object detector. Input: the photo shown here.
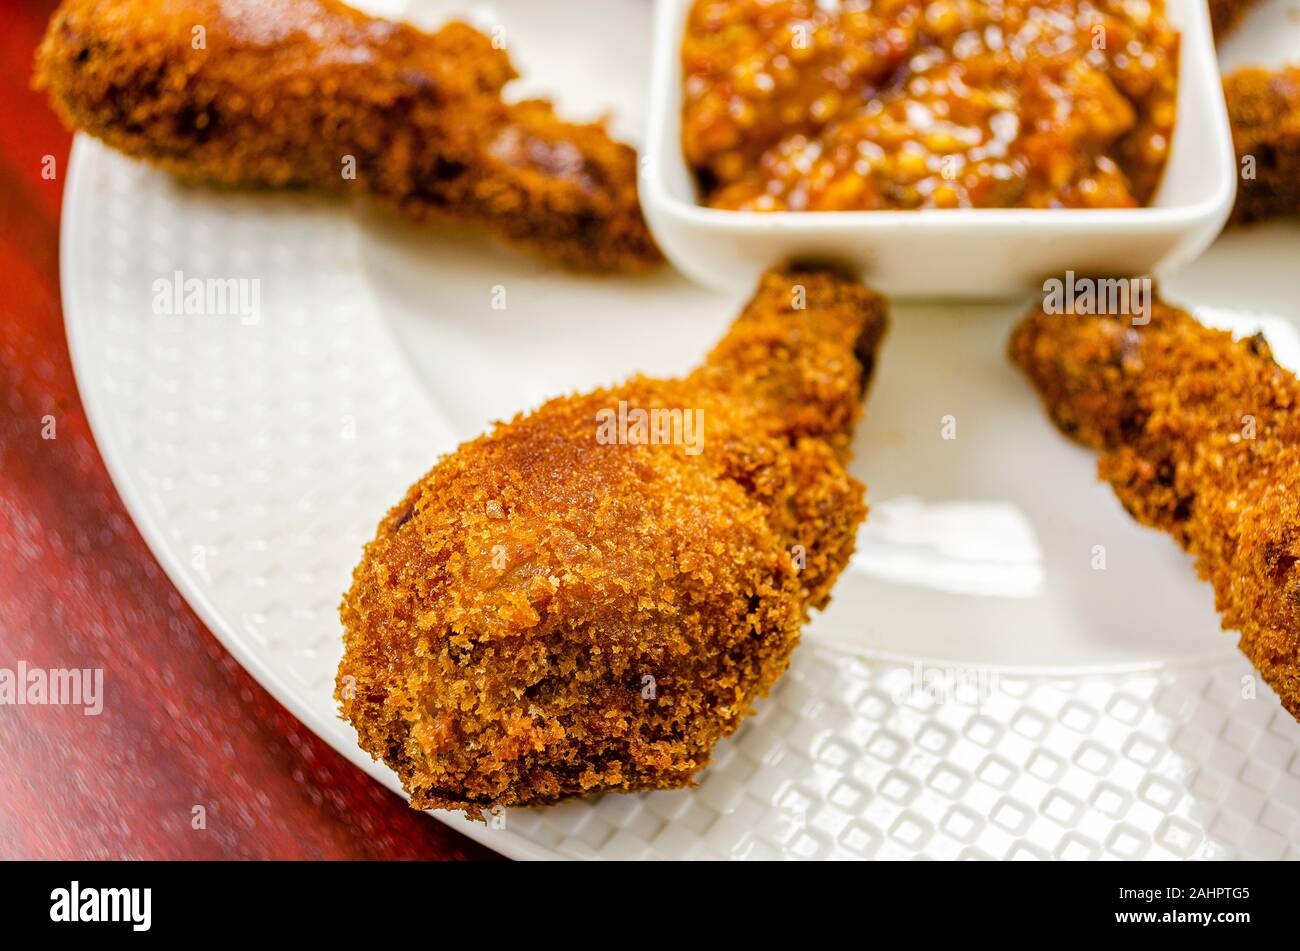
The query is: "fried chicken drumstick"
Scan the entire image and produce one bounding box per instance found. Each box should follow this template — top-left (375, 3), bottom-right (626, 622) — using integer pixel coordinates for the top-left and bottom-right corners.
top-left (35, 0), bottom-right (661, 271)
top-left (337, 267), bottom-right (887, 814)
top-left (1225, 66), bottom-right (1300, 225)
top-left (1011, 295), bottom-right (1300, 721)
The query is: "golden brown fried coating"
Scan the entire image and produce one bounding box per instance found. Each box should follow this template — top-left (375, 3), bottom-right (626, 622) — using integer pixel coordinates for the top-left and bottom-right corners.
top-left (337, 267), bottom-right (888, 815)
top-left (1224, 66), bottom-right (1300, 225)
top-left (1011, 294), bottom-right (1300, 721)
top-left (34, 0), bottom-right (661, 271)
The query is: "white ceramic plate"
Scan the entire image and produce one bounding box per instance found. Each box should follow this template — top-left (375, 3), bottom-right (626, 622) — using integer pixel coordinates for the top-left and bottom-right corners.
top-left (61, 0), bottom-right (1300, 859)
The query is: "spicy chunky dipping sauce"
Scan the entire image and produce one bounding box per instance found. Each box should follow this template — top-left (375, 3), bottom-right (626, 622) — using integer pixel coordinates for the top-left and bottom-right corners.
top-left (682, 0), bottom-right (1179, 210)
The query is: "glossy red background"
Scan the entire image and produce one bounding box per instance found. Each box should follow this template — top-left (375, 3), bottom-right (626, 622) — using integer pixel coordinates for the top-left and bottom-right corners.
top-left (0, 0), bottom-right (498, 861)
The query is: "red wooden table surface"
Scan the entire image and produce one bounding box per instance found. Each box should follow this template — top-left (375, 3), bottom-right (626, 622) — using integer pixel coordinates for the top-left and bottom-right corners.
top-left (0, 0), bottom-right (498, 861)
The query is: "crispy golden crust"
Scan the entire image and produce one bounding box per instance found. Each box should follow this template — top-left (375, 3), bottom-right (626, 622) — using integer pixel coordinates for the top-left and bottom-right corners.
top-left (337, 268), bottom-right (888, 815)
top-left (34, 0), bottom-right (661, 271)
top-left (1225, 66), bottom-right (1300, 225)
top-left (1010, 296), bottom-right (1300, 721)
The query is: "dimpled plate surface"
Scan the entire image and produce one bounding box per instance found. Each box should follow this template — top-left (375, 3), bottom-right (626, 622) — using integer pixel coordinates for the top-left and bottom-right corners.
top-left (61, 0), bottom-right (1300, 859)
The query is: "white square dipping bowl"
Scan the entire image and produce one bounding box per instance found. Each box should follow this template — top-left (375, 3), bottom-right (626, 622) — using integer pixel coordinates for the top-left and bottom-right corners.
top-left (641, 0), bottom-right (1236, 298)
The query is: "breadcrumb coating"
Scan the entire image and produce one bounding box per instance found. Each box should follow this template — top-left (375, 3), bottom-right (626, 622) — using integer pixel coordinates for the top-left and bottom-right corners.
top-left (34, 0), bottom-right (662, 271)
top-left (1010, 294), bottom-right (1300, 721)
top-left (337, 267), bottom-right (888, 815)
top-left (1225, 66), bottom-right (1300, 225)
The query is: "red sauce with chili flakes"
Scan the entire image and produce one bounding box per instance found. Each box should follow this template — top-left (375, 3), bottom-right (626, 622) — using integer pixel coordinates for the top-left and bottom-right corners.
top-left (682, 0), bottom-right (1179, 210)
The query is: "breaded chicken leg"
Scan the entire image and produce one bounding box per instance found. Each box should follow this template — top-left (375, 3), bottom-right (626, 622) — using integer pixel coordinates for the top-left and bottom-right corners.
top-left (1011, 295), bottom-right (1300, 721)
top-left (337, 267), bottom-right (887, 814)
top-left (1225, 66), bottom-right (1300, 225)
top-left (35, 0), bottom-right (661, 271)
